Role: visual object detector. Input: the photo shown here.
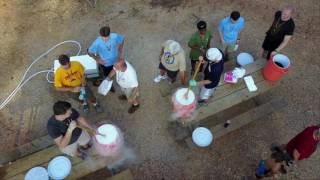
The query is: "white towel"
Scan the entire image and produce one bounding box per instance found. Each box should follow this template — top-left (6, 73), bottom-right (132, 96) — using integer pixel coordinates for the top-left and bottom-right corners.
top-left (244, 76), bottom-right (257, 92)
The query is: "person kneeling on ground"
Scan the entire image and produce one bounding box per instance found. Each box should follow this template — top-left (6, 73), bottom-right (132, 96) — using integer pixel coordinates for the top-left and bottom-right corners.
top-left (107, 59), bottom-right (140, 114)
top-left (189, 48), bottom-right (224, 105)
top-left (47, 101), bottom-right (94, 159)
top-left (255, 150), bottom-right (287, 179)
top-left (54, 54), bottom-right (102, 113)
top-left (153, 40), bottom-right (187, 85)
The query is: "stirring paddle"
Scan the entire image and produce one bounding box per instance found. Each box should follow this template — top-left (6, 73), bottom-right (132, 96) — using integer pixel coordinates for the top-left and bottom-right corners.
top-left (184, 56), bottom-right (203, 99)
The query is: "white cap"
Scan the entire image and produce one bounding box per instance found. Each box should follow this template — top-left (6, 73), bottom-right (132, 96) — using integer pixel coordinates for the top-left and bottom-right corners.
top-left (168, 40), bottom-right (181, 55)
top-left (206, 48), bottom-right (222, 62)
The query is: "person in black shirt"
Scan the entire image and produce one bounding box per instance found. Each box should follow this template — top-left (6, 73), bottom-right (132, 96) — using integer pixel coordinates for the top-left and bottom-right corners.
top-left (189, 48), bottom-right (224, 104)
top-left (47, 101), bottom-right (94, 158)
top-left (261, 6), bottom-right (295, 59)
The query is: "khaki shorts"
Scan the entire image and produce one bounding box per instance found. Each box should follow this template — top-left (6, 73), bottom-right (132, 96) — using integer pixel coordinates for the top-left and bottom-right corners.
top-left (200, 86), bottom-right (216, 100)
top-left (121, 87), bottom-right (139, 100)
top-left (60, 130), bottom-right (91, 157)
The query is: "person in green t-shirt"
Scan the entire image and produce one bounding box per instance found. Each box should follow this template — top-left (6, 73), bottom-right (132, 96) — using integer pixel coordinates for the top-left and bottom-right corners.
top-left (188, 21), bottom-right (212, 75)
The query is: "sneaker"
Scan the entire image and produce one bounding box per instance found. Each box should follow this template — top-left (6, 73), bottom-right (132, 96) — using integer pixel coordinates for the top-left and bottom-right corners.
top-left (153, 74), bottom-right (167, 83)
top-left (83, 104), bottom-right (90, 114)
top-left (94, 103), bottom-right (103, 113)
top-left (80, 143), bottom-right (92, 151)
top-left (128, 104), bottom-right (140, 114)
top-left (77, 149), bottom-right (88, 160)
top-left (198, 99), bottom-right (208, 106)
top-left (118, 95), bottom-right (127, 101)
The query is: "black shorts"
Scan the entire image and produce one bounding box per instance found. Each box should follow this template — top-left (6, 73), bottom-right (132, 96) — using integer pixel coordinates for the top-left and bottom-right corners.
top-left (158, 62), bottom-right (178, 80)
top-left (99, 64), bottom-right (114, 77)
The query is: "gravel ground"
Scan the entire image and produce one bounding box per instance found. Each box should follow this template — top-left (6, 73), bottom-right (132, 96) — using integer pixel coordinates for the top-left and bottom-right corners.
top-left (0, 0), bottom-right (319, 179)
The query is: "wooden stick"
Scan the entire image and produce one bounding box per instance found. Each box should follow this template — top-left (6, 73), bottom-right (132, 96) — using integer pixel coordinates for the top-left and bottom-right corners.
top-left (185, 56), bottom-right (203, 98)
top-left (76, 124), bottom-right (105, 137)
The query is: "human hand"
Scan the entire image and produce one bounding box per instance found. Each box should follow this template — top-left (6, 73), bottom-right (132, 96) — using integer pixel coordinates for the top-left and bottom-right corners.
top-left (72, 86), bottom-right (81, 92)
top-left (271, 51), bottom-right (278, 57)
top-left (68, 121), bottom-right (77, 132)
top-left (189, 79), bottom-right (198, 87)
top-left (198, 56), bottom-right (205, 63)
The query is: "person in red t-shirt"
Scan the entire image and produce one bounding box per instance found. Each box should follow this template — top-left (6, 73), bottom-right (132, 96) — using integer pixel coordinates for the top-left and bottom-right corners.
top-left (285, 125), bottom-right (320, 161)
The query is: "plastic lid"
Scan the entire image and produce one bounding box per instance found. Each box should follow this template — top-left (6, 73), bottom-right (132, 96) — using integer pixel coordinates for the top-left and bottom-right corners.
top-left (96, 124), bottom-right (119, 145)
top-left (48, 156), bottom-right (72, 180)
top-left (174, 88), bottom-right (195, 105)
top-left (25, 167), bottom-right (49, 180)
top-left (192, 127), bottom-right (213, 147)
top-left (237, 52), bottom-right (254, 66)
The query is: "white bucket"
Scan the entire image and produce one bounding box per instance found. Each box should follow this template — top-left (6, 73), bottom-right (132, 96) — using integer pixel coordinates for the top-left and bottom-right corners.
top-left (192, 127), bottom-right (213, 147)
top-left (47, 156), bottom-right (72, 180)
top-left (237, 52), bottom-right (254, 66)
top-left (25, 166), bottom-right (49, 180)
top-left (94, 124), bottom-right (124, 156)
top-left (273, 54), bottom-right (290, 68)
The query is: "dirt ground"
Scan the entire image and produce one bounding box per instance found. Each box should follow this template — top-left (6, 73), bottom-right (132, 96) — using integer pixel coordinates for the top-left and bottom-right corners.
top-left (0, 0), bottom-right (319, 179)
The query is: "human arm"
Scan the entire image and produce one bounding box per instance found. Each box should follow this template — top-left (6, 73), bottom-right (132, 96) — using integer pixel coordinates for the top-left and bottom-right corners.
top-left (179, 71), bottom-right (187, 85)
top-left (117, 39), bottom-right (124, 60)
top-left (53, 121), bottom-right (77, 148)
top-left (188, 36), bottom-right (201, 50)
top-left (271, 35), bottom-right (292, 56)
top-left (88, 40), bottom-right (106, 65)
top-left (159, 47), bottom-right (164, 60)
top-left (292, 149), bottom-right (300, 161)
top-left (77, 116), bottom-right (93, 130)
top-left (218, 19), bottom-right (225, 44)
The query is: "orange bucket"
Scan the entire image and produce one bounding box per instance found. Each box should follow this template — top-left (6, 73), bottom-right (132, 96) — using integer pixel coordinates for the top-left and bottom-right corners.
top-left (263, 54), bottom-right (291, 81)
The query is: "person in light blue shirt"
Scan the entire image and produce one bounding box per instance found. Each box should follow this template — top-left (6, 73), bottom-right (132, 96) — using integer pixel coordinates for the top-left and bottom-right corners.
top-left (219, 11), bottom-right (245, 61)
top-left (88, 26), bottom-right (124, 88)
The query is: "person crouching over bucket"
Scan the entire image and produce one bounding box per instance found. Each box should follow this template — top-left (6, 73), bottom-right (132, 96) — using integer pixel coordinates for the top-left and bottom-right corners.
top-left (189, 48), bottom-right (224, 105)
top-left (47, 101), bottom-right (95, 159)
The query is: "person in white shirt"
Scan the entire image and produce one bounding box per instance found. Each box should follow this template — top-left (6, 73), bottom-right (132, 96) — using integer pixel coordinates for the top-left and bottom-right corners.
top-left (107, 59), bottom-right (140, 113)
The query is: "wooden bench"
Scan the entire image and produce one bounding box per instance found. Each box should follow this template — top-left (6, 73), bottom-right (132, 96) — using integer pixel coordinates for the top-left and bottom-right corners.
top-left (1, 145), bottom-right (128, 180)
top-left (185, 98), bottom-right (288, 148)
top-left (169, 58), bottom-right (279, 140)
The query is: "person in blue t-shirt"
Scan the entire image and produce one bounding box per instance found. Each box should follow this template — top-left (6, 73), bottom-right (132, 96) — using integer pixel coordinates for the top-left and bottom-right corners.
top-left (88, 26), bottom-right (125, 89)
top-left (218, 11), bottom-right (245, 61)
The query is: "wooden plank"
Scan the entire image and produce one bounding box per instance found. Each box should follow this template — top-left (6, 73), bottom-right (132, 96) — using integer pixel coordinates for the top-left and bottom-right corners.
top-left (106, 169), bottom-right (134, 180)
top-left (196, 77), bottom-right (277, 122)
top-left (211, 98), bottom-right (287, 138)
top-left (210, 69), bottom-right (265, 103)
top-left (0, 135), bottom-right (53, 165)
top-left (185, 98), bottom-right (287, 148)
top-left (217, 58), bottom-right (266, 87)
top-left (3, 146), bottom-right (60, 179)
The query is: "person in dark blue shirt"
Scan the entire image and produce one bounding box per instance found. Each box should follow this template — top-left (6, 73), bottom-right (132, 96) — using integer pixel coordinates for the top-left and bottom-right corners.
top-left (189, 48), bottom-right (224, 104)
top-left (47, 101), bottom-right (94, 159)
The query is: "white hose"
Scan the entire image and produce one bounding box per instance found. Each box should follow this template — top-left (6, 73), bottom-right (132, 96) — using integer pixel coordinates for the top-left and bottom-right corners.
top-left (0, 40), bottom-right (81, 110)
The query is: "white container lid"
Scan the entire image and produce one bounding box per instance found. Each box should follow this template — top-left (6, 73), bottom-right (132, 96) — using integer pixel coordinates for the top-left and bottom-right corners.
top-left (96, 124), bottom-right (119, 145)
top-left (192, 127), bottom-right (213, 147)
top-left (48, 156), bottom-right (72, 180)
top-left (237, 52), bottom-right (254, 66)
top-left (174, 88), bottom-right (195, 105)
top-left (25, 166), bottom-right (49, 180)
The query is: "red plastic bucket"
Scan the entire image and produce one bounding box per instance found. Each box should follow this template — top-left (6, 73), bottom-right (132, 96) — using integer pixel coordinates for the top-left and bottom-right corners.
top-left (263, 54), bottom-right (290, 81)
